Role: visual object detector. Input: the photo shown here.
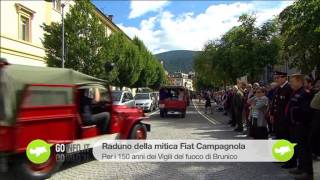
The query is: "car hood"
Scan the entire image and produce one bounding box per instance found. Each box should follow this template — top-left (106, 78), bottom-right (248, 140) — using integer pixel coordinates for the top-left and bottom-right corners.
top-left (135, 99), bottom-right (152, 104)
top-left (113, 101), bottom-right (122, 105)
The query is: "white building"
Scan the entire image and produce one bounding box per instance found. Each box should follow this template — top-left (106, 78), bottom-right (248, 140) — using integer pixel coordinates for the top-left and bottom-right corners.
top-left (0, 0), bottom-right (126, 67)
top-left (0, 0), bottom-right (75, 66)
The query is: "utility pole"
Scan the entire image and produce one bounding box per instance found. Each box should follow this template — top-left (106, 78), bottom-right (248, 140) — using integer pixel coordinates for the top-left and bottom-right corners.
top-left (61, 0), bottom-right (70, 68)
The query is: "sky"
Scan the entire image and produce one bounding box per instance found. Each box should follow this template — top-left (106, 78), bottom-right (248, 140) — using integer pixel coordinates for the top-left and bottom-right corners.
top-left (92, 0), bottom-right (293, 54)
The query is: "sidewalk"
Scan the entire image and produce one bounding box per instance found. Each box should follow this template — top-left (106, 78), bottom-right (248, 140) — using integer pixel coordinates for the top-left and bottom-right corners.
top-left (193, 99), bottom-right (320, 180)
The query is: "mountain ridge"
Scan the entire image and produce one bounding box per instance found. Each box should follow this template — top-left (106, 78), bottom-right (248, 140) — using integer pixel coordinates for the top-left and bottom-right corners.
top-left (155, 50), bottom-right (199, 73)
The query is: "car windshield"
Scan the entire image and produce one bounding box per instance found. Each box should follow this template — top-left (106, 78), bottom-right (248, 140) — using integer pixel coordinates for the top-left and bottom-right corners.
top-left (112, 91), bottom-right (122, 101)
top-left (135, 93), bottom-right (150, 100)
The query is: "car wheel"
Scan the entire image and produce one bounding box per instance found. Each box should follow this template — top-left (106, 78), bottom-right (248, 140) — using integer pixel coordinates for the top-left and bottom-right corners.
top-left (129, 123), bottom-right (147, 139)
top-left (14, 150), bottom-right (63, 180)
top-left (180, 111), bottom-right (186, 118)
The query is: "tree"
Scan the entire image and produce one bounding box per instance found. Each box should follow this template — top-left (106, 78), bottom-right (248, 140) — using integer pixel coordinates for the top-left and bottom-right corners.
top-left (194, 14), bottom-right (282, 89)
top-left (150, 61), bottom-right (166, 89)
top-left (106, 33), bottom-right (143, 88)
top-left (279, 0), bottom-right (320, 79)
top-left (42, 0), bottom-right (109, 78)
top-left (132, 37), bottom-right (156, 87)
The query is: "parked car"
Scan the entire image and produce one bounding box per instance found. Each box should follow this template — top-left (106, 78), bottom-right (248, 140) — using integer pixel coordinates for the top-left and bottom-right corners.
top-left (112, 91), bottom-right (135, 108)
top-left (135, 93), bottom-right (155, 112)
top-left (158, 86), bottom-right (189, 118)
top-left (0, 60), bottom-right (150, 180)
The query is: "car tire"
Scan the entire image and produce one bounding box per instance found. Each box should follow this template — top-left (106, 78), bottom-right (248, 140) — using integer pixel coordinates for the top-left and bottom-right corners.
top-left (129, 123), bottom-right (147, 139)
top-left (13, 150), bottom-right (63, 180)
top-left (180, 111), bottom-right (186, 118)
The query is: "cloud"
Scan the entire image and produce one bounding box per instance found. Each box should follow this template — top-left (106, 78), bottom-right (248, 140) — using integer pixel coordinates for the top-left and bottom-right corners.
top-left (129, 0), bottom-right (169, 19)
top-left (121, 1), bottom-right (293, 54)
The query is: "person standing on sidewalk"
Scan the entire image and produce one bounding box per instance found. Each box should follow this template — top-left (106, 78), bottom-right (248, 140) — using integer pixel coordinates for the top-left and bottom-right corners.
top-left (229, 86), bottom-right (237, 127)
top-left (266, 82), bottom-right (277, 135)
top-left (286, 74), bottom-right (313, 180)
top-left (269, 71), bottom-right (294, 169)
top-left (234, 82), bottom-right (245, 132)
top-left (270, 71), bottom-right (292, 140)
top-left (204, 93), bottom-right (212, 114)
top-left (227, 88), bottom-right (236, 126)
top-left (310, 90), bottom-right (320, 159)
top-left (248, 87), bottom-right (269, 139)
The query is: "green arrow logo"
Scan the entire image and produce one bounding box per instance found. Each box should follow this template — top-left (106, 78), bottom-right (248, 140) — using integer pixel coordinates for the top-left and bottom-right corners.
top-left (272, 140), bottom-right (296, 162)
top-left (26, 139), bottom-right (52, 164)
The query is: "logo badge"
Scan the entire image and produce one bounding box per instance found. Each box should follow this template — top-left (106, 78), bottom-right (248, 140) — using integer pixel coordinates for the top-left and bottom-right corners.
top-left (272, 140), bottom-right (296, 162)
top-left (26, 139), bottom-right (52, 164)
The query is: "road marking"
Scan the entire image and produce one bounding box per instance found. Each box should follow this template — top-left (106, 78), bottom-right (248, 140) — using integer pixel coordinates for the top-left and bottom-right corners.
top-left (192, 100), bottom-right (218, 125)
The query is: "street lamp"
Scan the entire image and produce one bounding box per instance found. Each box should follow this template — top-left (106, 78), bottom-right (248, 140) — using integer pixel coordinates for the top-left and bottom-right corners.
top-left (61, 3), bottom-right (65, 68)
top-left (61, 0), bottom-right (71, 68)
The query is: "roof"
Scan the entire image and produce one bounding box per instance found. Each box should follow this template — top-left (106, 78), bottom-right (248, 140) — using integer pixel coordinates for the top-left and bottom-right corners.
top-left (0, 64), bottom-right (106, 125)
top-left (92, 4), bottom-right (131, 41)
top-left (3, 64), bottom-right (106, 86)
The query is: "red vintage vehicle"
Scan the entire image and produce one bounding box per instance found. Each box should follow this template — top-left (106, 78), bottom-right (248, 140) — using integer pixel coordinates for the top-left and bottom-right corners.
top-left (0, 60), bottom-right (150, 179)
top-left (158, 86), bottom-right (189, 118)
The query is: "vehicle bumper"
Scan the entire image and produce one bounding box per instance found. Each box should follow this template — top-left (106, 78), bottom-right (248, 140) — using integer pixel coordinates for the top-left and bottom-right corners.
top-left (160, 108), bottom-right (185, 113)
top-left (136, 105), bottom-right (151, 111)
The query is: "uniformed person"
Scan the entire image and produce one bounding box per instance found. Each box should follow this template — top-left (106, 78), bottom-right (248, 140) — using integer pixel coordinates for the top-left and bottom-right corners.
top-left (286, 74), bottom-right (313, 180)
top-left (270, 71), bottom-right (292, 139)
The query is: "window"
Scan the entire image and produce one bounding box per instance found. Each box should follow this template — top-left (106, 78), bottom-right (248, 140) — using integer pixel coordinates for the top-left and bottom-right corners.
top-left (98, 88), bottom-right (111, 102)
top-left (134, 93), bottom-right (149, 100)
top-left (19, 16), bottom-right (30, 41)
top-left (53, 0), bottom-right (61, 12)
top-left (23, 86), bottom-right (73, 107)
top-left (126, 93), bottom-right (133, 100)
top-left (15, 3), bottom-right (34, 42)
top-left (111, 91), bottom-right (122, 101)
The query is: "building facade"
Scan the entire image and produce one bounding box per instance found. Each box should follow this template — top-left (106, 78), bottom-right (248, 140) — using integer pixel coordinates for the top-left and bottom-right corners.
top-left (168, 72), bottom-right (194, 91)
top-left (0, 0), bottom-right (125, 67)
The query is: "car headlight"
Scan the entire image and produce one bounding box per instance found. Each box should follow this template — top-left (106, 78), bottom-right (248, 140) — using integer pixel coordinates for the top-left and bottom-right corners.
top-left (144, 102), bottom-right (150, 106)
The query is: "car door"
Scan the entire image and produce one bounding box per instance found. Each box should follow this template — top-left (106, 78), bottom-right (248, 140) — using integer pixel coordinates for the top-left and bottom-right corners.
top-left (16, 84), bottom-right (77, 150)
top-left (121, 92), bottom-right (128, 106)
top-left (126, 92), bottom-right (135, 108)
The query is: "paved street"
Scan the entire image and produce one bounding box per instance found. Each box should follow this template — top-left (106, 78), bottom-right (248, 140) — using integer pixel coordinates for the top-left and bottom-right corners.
top-left (47, 100), bottom-right (320, 180)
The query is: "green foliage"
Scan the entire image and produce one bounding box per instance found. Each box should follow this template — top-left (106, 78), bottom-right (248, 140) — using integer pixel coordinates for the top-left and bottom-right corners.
top-left (106, 33), bottom-right (142, 87)
top-left (195, 0), bottom-right (320, 90)
top-left (194, 14), bottom-right (282, 89)
top-left (42, 0), bottom-right (166, 88)
top-left (132, 37), bottom-right (156, 87)
top-left (279, 0), bottom-right (320, 78)
top-left (42, 0), bottom-right (108, 78)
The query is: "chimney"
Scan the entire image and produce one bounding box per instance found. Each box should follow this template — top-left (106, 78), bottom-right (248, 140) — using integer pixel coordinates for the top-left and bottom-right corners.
top-left (108, 15), bottom-right (113, 21)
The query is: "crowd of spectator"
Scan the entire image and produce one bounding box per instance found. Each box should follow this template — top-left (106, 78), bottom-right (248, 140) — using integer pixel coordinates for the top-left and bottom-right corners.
top-left (199, 71), bottom-right (320, 180)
